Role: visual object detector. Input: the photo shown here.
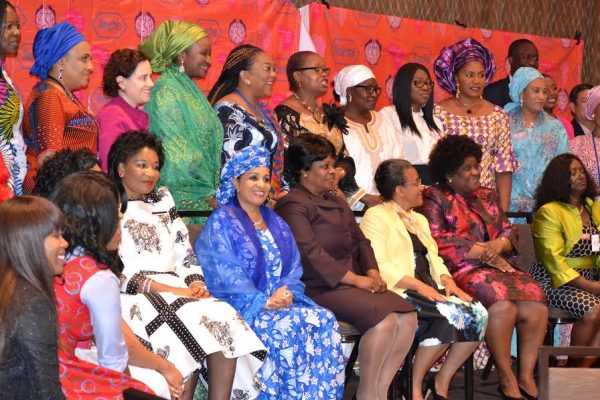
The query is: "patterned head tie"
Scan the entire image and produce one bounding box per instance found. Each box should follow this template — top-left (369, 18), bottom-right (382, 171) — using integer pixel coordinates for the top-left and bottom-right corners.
top-left (139, 20), bottom-right (208, 73)
top-left (585, 85), bottom-right (600, 121)
top-left (30, 22), bottom-right (85, 80)
top-left (216, 146), bottom-right (271, 206)
top-left (504, 67), bottom-right (544, 112)
top-left (433, 38), bottom-right (496, 95)
top-left (333, 64), bottom-right (376, 106)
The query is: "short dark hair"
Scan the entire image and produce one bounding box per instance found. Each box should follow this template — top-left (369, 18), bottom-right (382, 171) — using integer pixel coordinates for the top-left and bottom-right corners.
top-left (508, 38), bottom-right (536, 58)
top-left (375, 159), bottom-right (414, 200)
top-left (535, 153), bottom-right (597, 210)
top-left (49, 171), bottom-right (124, 275)
top-left (428, 135), bottom-right (483, 184)
top-left (102, 49), bottom-right (149, 97)
top-left (107, 130), bottom-right (164, 197)
top-left (569, 83), bottom-right (593, 104)
top-left (33, 148), bottom-right (100, 198)
top-left (285, 134), bottom-right (335, 187)
top-left (392, 63), bottom-right (439, 137)
top-left (286, 51), bottom-right (316, 92)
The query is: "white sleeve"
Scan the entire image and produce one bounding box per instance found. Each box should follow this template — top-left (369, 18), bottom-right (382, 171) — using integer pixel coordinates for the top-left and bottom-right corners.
top-left (80, 269), bottom-right (129, 372)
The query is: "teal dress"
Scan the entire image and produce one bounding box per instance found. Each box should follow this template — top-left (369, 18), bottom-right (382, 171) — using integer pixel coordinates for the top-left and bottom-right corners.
top-left (145, 65), bottom-right (223, 215)
top-left (508, 108), bottom-right (569, 212)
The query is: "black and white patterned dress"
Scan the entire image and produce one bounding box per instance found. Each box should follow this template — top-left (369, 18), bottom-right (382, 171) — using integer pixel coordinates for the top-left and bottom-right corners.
top-left (119, 187), bottom-right (267, 398)
top-left (530, 223), bottom-right (600, 319)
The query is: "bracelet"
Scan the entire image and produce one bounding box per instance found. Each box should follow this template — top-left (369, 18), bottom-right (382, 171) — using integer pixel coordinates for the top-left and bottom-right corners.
top-left (142, 278), bottom-right (153, 294)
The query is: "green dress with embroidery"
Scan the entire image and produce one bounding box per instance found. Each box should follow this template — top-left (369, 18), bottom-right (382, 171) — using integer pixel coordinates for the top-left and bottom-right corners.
top-left (145, 65), bottom-right (223, 218)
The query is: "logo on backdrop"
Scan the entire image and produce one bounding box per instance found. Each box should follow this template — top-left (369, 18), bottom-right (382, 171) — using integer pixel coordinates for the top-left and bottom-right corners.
top-left (35, 5), bottom-right (56, 29)
top-left (332, 39), bottom-right (358, 65)
top-left (92, 12), bottom-right (126, 39)
top-left (196, 19), bottom-right (221, 44)
top-left (387, 16), bottom-right (402, 30)
top-left (196, 0), bottom-right (209, 4)
top-left (354, 11), bottom-right (380, 29)
top-left (134, 12), bottom-right (155, 39)
top-left (385, 75), bottom-right (394, 102)
top-left (229, 19), bottom-right (246, 44)
top-left (365, 39), bottom-right (381, 65)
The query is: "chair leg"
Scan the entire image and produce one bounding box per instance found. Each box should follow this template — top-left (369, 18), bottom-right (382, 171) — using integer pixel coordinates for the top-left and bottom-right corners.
top-left (463, 354), bottom-right (474, 400)
top-left (345, 338), bottom-right (361, 387)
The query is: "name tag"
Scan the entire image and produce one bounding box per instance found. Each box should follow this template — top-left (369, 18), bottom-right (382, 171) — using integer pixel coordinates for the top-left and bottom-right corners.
top-left (592, 234), bottom-right (600, 252)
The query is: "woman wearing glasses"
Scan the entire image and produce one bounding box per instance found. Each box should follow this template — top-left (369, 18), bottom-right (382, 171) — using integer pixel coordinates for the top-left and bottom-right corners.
top-left (334, 65), bottom-right (403, 208)
top-left (276, 51), bottom-right (366, 208)
top-left (380, 63), bottom-right (441, 185)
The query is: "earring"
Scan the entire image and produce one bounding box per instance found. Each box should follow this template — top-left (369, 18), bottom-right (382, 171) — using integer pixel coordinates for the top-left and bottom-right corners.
top-left (118, 170), bottom-right (124, 178)
top-left (303, 174), bottom-right (308, 178)
top-left (179, 61), bottom-right (185, 74)
top-left (58, 67), bottom-right (63, 81)
top-left (455, 86), bottom-right (460, 99)
top-left (447, 176), bottom-right (453, 184)
top-left (519, 96), bottom-right (523, 107)
top-left (348, 94), bottom-right (352, 103)
top-left (298, 80), bottom-right (302, 89)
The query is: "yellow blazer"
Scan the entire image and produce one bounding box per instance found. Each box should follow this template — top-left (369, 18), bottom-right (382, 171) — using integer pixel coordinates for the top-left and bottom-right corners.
top-left (360, 202), bottom-right (450, 297)
top-left (533, 198), bottom-right (600, 288)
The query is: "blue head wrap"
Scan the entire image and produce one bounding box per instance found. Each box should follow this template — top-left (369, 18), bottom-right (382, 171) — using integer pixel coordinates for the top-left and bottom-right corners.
top-left (504, 67), bottom-right (544, 113)
top-left (216, 146), bottom-right (271, 206)
top-left (30, 22), bottom-right (85, 80)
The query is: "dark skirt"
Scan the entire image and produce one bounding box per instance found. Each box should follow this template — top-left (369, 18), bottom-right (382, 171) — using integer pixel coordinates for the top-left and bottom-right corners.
top-left (454, 266), bottom-right (546, 309)
top-left (404, 290), bottom-right (487, 346)
top-left (310, 285), bottom-right (415, 334)
top-left (530, 262), bottom-right (600, 320)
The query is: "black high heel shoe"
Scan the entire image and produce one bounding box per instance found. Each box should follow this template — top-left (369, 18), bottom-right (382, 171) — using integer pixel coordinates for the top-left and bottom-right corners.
top-left (519, 386), bottom-right (537, 400)
top-left (425, 376), bottom-right (448, 400)
top-left (497, 386), bottom-right (524, 400)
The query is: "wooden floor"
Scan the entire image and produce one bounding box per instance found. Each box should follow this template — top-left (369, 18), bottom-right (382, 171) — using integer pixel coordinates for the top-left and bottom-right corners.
top-left (343, 367), bottom-right (506, 400)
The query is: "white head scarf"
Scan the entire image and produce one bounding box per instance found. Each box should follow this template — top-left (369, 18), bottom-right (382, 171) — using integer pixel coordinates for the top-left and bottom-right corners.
top-left (333, 64), bottom-right (376, 106)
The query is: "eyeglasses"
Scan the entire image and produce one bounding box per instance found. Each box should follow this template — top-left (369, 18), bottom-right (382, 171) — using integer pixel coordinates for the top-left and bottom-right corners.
top-left (413, 80), bottom-right (434, 89)
top-left (404, 178), bottom-right (422, 187)
top-left (354, 85), bottom-right (382, 95)
top-left (295, 66), bottom-right (331, 75)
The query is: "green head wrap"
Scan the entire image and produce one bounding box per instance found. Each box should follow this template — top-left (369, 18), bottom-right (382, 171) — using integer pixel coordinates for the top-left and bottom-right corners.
top-left (139, 20), bottom-right (208, 73)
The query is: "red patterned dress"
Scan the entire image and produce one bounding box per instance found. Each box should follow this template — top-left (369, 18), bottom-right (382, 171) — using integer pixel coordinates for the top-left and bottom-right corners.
top-left (54, 256), bottom-right (151, 399)
top-left (421, 184), bottom-right (545, 308)
top-left (22, 81), bottom-right (98, 193)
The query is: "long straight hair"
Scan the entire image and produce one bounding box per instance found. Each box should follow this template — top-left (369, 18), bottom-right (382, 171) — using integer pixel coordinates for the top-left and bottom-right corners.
top-left (0, 196), bottom-right (64, 362)
top-left (392, 63), bottom-right (439, 137)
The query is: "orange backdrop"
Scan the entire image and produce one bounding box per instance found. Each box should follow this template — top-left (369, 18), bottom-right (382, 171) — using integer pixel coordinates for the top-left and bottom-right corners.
top-left (6, 0), bottom-right (302, 113)
top-left (304, 3), bottom-right (583, 119)
top-left (4, 1), bottom-right (583, 120)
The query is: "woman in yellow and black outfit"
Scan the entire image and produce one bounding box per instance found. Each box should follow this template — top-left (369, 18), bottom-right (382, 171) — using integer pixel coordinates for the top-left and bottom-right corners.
top-left (532, 153), bottom-right (600, 366)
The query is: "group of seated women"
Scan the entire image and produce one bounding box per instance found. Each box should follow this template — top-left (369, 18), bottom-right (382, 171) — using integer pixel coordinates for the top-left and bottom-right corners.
top-left (2, 4), bottom-right (600, 400)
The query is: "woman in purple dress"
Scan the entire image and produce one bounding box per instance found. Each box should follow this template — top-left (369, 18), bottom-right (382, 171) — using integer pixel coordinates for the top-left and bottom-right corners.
top-left (96, 49), bottom-right (153, 171)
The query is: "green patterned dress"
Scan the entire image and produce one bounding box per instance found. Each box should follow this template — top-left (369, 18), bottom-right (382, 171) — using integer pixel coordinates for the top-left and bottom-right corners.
top-left (145, 65), bottom-right (223, 219)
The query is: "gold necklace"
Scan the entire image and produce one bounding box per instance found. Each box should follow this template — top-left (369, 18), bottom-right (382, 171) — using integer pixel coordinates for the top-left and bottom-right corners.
top-left (455, 96), bottom-right (480, 114)
top-left (252, 215), bottom-right (264, 227)
top-left (293, 93), bottom-right (323, 121)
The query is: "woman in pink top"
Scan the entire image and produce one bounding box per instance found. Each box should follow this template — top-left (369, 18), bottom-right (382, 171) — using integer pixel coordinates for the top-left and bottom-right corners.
top-left (96, 49), bottom-right (153, 171)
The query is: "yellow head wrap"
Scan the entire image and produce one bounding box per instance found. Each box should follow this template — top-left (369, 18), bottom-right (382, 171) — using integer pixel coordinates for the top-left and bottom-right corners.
top-left (139, 20), bottom-right (208, 73)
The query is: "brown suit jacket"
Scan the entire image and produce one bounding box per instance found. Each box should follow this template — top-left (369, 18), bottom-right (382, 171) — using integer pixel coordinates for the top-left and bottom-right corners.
top-left (275, 185), bottom-right (378, 296)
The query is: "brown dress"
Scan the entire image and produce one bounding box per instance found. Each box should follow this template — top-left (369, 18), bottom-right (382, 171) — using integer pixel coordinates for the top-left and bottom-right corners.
top-left (275, 185), bottom-right (414, 334)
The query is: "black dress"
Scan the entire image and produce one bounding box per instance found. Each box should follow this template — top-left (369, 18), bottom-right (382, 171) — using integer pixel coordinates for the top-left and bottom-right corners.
top-left (404, 232), bottom-right (488, 345)
top-left (0, 280), bottom-right (64, 399)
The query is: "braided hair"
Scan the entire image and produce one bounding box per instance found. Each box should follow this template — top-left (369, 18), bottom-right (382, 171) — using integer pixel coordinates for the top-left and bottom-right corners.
top-left (207, 44), bottom-right (263, 105)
